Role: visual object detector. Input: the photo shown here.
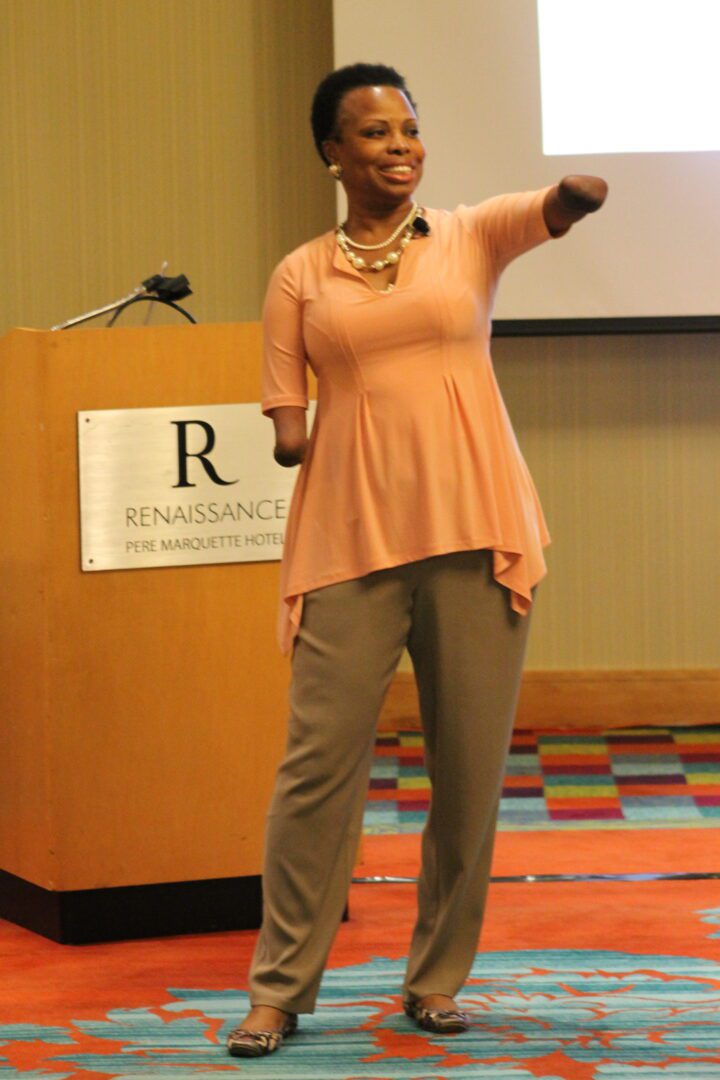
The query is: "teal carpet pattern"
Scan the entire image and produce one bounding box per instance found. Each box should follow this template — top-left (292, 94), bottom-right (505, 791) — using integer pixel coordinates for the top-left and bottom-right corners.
top-left (2, 947), bottom-right (720, 1077)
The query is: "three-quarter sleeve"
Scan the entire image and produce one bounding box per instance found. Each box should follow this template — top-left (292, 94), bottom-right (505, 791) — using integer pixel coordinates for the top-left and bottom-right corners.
top-left (455, 187), bottom-right (554, 277)
top-left (261, 255), bottom-right (309, 415)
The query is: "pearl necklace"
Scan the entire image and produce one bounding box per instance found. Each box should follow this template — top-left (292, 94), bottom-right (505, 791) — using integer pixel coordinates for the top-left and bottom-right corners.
top-left (338, 202), bottom-right (418, 251)
top-left (336, 224), bottom-right (413, 272)
top-left (336, 207), bottom-right (425, 273)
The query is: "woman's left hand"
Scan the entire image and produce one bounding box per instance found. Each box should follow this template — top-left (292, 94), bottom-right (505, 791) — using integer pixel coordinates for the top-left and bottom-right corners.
top-left (543, 175), bottom-right (608, 237)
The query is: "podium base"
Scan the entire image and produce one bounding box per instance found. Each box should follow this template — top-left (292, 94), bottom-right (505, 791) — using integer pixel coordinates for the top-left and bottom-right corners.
top-left (0, 868), bottom-right (263, 944)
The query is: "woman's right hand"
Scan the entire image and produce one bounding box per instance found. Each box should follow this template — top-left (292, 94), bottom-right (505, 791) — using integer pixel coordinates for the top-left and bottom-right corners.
top-left (268, 406), bottom-right (308, 467)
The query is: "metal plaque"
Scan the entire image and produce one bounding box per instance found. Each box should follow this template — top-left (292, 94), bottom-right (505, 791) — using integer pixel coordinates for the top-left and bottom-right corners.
top-left (77, 403), bottom-right (313, 571)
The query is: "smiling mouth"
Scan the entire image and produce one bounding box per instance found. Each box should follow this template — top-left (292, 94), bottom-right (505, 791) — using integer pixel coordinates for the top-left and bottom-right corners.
top-left (379, 165), bottom-right (414, 176)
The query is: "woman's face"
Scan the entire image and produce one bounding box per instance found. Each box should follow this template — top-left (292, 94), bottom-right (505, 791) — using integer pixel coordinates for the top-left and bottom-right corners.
top-left (324, 85), bottom-right (425, 207)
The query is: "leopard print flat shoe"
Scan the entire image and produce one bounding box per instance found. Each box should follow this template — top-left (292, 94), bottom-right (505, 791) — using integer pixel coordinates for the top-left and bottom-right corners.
top-left (403, 997), bottom-right (470, 1034)
top-left (226, 1012), bottom-right (298, 1057)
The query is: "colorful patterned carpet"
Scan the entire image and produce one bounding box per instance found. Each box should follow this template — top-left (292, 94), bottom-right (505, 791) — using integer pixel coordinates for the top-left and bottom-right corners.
top-left (2, 867), bottom-right (720, 1078)
top-left (365, 725), bottom-right (720, 833)
top-left (3, 724), bottom-right (720, 1078)
top-left (4, 941), bottom-right (720, 1078)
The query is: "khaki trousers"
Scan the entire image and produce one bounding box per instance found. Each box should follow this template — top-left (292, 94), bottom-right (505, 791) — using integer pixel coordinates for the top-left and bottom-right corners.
top-left (249, 549), bottom-right (532, 1013)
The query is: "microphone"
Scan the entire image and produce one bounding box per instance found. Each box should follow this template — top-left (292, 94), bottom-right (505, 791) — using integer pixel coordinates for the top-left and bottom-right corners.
top-left (142, 273), bottom-right (192, 302)
top-left (50, 265), bottom-right (193, 330)
top-left (413, 215), bottom-right (430, 236)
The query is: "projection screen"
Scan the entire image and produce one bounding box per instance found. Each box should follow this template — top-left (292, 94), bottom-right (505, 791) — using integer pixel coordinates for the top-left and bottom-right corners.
top-left (333, 0), bottom-right (720, 329)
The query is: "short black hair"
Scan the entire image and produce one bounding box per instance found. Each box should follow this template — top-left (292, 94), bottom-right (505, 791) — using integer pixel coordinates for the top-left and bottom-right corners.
top-left (310, 62), bottom-right (417, 165)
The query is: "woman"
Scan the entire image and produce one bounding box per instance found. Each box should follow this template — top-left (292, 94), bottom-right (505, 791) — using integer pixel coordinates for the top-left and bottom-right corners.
top-left (227, 63), bottom-right (607, 1057)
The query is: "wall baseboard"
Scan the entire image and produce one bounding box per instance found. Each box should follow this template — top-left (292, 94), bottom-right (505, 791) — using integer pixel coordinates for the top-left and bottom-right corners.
top-left (379, 670), bottom-right (720, 731)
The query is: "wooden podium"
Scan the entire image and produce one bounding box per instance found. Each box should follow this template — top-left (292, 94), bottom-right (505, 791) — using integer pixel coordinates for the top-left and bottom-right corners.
top-left (0, 324), bottom-right (302, 942)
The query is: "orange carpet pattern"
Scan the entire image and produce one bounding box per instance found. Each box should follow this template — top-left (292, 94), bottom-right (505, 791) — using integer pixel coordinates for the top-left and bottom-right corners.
top-left (2, 828), bottom-right (720, 1077)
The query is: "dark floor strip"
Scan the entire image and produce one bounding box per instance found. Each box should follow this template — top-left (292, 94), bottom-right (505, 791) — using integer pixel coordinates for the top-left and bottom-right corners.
top-left (353, 871), bottom-right (720, 884)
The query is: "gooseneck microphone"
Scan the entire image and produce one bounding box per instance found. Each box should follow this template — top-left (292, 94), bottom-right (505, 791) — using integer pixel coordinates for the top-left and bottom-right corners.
top-left (50, 263), bottom-right (194, 330)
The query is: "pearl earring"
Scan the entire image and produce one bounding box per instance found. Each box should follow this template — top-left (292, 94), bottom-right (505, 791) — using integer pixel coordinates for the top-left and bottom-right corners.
top-left (329, 163), bottom-right (343, 180)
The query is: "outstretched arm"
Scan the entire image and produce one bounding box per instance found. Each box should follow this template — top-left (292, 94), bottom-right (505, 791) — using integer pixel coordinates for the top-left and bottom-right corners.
top-left (543, 175), bottom-right (608, 237)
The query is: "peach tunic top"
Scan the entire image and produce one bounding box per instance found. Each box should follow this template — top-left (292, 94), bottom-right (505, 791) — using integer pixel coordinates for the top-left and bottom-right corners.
top-left (262, 187), bottom-right (554, 655)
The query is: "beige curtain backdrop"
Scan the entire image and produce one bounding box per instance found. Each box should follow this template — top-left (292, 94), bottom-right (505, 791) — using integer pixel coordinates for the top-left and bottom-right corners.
top-left (0, 0), bottom-right (335, 330)
top-left (492, 333), bottom-right (719, 671)
top-left (2, 0), bottom-right (718, 671)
